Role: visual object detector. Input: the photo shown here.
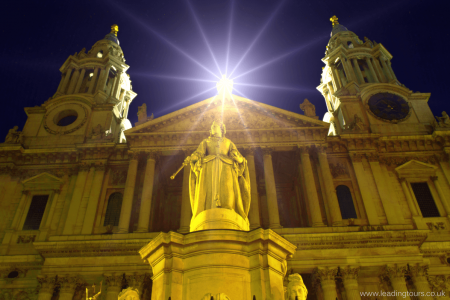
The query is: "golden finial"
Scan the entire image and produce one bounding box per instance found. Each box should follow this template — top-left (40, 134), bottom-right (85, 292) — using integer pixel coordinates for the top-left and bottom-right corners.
top-left (330, 15), bottom-right (339, 27)
top-left (111, 24), bottom-right (119, 36)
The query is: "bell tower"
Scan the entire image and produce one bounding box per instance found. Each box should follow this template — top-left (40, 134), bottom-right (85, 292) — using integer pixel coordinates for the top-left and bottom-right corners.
top-left (317, 16), bottom-right (435, 136)
top-left (21, 25), bottom-right (136, 147)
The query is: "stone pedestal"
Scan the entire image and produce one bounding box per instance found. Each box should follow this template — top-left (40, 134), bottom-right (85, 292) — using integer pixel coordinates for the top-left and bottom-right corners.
top-left (139, 228), bottom-right (296, 300)
top-left (190, 208), bottom-right (250, 232)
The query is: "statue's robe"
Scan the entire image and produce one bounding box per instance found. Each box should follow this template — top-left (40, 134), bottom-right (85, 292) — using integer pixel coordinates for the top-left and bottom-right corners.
top-left (189, 136), bottom-right (250, 220)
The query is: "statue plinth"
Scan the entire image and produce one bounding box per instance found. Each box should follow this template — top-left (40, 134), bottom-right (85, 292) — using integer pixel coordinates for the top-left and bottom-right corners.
top-left (139, 229), bottom-right (296, 300)
top-left (190, 208), bottom-right (250, 232)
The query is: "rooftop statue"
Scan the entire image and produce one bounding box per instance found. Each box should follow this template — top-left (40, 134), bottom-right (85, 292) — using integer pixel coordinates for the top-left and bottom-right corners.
top-left (171, 120), bottom-right (251, 231)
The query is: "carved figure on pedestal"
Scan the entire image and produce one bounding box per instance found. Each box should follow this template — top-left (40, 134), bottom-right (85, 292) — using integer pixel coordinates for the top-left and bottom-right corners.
top-left (300, 99), bottom-right (318, 119)
top-left (436, 111), bottom-right (450, 127)
top-left (286, 273), bottom-right (308, 300)
top-left (4, 126), bottom-right (23, 144)
top-left (347, 114), bottom-right (365, 131)
top-left (137, 103), bottom-right (147, 123)
top-left (170, 120), bottom-right (251, 231)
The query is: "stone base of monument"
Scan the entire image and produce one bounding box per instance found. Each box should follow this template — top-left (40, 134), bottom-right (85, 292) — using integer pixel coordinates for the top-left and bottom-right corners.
top-left (190, 208), bottom-right (250, 232)
top-left (139, 228), bottom-right (296, 300)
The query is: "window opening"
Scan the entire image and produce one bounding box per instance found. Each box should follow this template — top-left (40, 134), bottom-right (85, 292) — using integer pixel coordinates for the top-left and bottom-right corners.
top-left (104, 192), bottom-right (123, 226)
top-left (23, 195), bottom-right (49, 230)
top-left (410, 182), bottom-right (440, 217)
top-left (336, 185), bottom-right (357, 219)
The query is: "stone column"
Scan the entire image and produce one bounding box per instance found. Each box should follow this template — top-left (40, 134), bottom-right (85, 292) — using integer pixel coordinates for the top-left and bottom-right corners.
top-left (428, 275), bottom-right (450, 300)
top-left (387, 60), bottom-right (397, 80)
top-left (88, 68), bottom-right (100, 94)
top-left (313, 267), bottom-right (338, 300)
top-left (299, 147), bottom-right (324, 227)
top-left (95, 68), bottom-right (106, 93)
top-left (37, 275), bottom-right (57, 300)
top-left (330, 64), bottom-right (342, 89)
top-left (110, 75), bottom-right (119, 97)
top-left (112, 73), bottom-right (122, 99)
top-left (409, 264), bottom-right (433, 300)
top-left (244, 148), bottom-right (261, 229)
top-left (60, 68), bottom-right (73, 94)
top-left (74, 164), bottom-right (96, 234)
top-left (67, 69), bottom-right (80, 94)
top-left (365, 57), bottom-right (379, 83)
top-left (74, 69), bottom-right (86, 93)
top-left (380, 57), bottom-right (393, 81)
top-left (399, 178), bottom-right (419, 216)
top-left (350, 154), bottom-right (380, 225)
top-left (352, 58), bottom-right (364, 84)
top-left (105, 273), bottom-right (123, 300)
top-left (62, 164), bottom-right (89, 235)
top-left (262, 148), bottom-right (282, 229)
top-left (368, 155), bottom-right (402, 224)
top-left (384, 264), bottom-right (411, 300)
top-left (342, 57), bottom-right (356, 83)
top-left (431, 176), bottom-right (450, 216)
top-left (341, 266), bottom-right (361, 300)
top-left (317, 147), bottom-right (342, 226)
top-left (136, 151), bottom-right (158, 233)
top-left (118, 152), bottom-right (139, 233)
top-left (179, 160), bottom-right (192, 233)
top-left (99, 65), bottom-right (112, 92)
top-left (58, 275), bottom-right (82, 300)
top-left (81, 163), bottom-right (106, 234)
top-left (373, 58), bottom-right (387, 82)
top-left (10, 190), bottom-right (29, 230)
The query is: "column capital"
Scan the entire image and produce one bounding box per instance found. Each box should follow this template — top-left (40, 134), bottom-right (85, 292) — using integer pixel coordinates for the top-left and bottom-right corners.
top-left (241, 147), bottom-right (258, 157)
top-left (340, 266), bottom-right (360, 281)
top-left (79, 162), bottom-right (91, 172)
top-left (312, 266), bottom-right (339, 282)
top-left (350, 153), bottom-right (364, 163)
top-left (58, 275), bottom-right (84, 293)
top-left (408, 263), bottom-right (429, 278)
top-left (261, 147), bottom-right (274, 156)
top-left (125, 272), bottom-right (149, 290)
top-left (143, 150), bottom-right (160, 161)
top-left (127, 151), bottom-right (140, 160)
top-left (104, 273), bottom-right (124, 288)
top-left (428, 275), bottom-right (450, 293)
top-left (431, 176), bottom-right (438, 181)
top-left (367, 153), bottom-right (380, 162)
top-left (94, 161), bottom-right (106, 171)
top-left (384, 264), bottom-right (408, 279)
top-left (297, 145), bottom-right (312, 155)
top-left (37, 275), bottom-right (57, 293)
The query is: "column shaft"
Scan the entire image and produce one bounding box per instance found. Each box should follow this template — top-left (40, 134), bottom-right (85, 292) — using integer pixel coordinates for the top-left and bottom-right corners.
top-left (366, 58), bottom-right (379, 83)
top-left (137, 154), bottom-right (157, 232)
top-left (342, 58), bottom-right (356, 82)
top-left (369, 160), bottom-right (401, 224)
top-left (179, 163), bottom-right (192, 233)
top-left (88, 68), bottom-right (100, 94)
top-left (343, 280), bottom-right (361, 300)
top-left (330, 65), bottom-right (342, 89)
top-left (43, 191), bottom-right (59, 229)
top-left (118, 154), bottom-right (139, 233)
top-left (400, 178), bottom-right (419, 216)
top-left (74, 69), bottom-right (86, 93)
top-left (67, 69), bottom-right (80, 94)
top-left (246, 150), bottom-right (261, 229)
top-left (374, 58), bottom-right (387, 82)
top-left (262, 149), bottom-right (282, 228)
top-left (81, 166), bottom-right (106, 234)
top-left (100, 65), bottom-right (112, 92)
top-left (380, 58), bottom-right (393, 81)
top-left (350, 156), bottom-right (380, 225)
top-left (431, 177), bottom-right (450, 216)
top-left (112, 73), bottom-right (121, 98)
top-left (74, 165), bottom-right (96, 233)
top-left (318, 151), bottom-right (342, 226)
top-left (300, 150), bottom-right (324, 227)
top-left (352, 58), bottom-right (364, 84)
top-left (10, 191), bottom-right (29, 230)
top-left (321, 280), bottom-right (338, 300)
top-left (62, 167), bottom-right (89, 235)
top-left (60, 68), bottom-right (73, 93)
top-left (390, 278), bottom-right (411, 300)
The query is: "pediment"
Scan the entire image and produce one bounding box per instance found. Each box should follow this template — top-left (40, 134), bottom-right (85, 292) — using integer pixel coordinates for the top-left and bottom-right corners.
top-left (126, 94), bottom-right (329, 134)
top-left (22, 172), bottom-right (64, 191)
top-left (395, 160), bottom-right (437, 178)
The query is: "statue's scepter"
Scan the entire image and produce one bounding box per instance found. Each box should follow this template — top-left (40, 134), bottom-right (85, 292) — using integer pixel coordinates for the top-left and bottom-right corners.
top-left (170, 156), bottom-right (191, 180)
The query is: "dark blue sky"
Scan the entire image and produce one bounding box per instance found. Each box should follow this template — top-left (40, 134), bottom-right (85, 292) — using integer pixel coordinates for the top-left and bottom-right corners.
top-left (1, 0), bottom-right (447, 140)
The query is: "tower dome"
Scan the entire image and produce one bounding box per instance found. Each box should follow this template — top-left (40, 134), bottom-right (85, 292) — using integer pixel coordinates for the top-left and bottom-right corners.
top-left (329, 15), bottom-right (349, 37)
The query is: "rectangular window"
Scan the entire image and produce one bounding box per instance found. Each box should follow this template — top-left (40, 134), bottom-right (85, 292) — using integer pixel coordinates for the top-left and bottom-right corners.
top-left (410, 182), bottom-right (440, 218)
top-left (22, 195), bottom-right (49, 230)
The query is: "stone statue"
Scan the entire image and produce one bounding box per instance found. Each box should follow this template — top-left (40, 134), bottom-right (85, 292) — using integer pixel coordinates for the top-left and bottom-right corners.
top-left (436, 111), bottom-right (450, 127)
top-left (300, 99), bottom-right (318, 119)
top-left (4, 126), bottom-right (23, 144)
top-left (137, 103), bottom-right (147, 122)
top-left (172, 120), bottom-right (251, 231)
top-left (286, 274), bottom-right (308, 300)
top-left (348, 114), bottom-right (365, 131)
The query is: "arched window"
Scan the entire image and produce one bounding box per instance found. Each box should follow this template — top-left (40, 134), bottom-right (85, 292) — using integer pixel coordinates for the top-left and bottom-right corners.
top-left (336, 185), bottom-right (357, 219)
top-left (104, 192), bottom-right (123, 226)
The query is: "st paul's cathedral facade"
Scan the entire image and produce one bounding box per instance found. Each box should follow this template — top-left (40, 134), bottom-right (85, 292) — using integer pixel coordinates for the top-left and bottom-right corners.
top-left (0, 17), bottom-right (450, 300)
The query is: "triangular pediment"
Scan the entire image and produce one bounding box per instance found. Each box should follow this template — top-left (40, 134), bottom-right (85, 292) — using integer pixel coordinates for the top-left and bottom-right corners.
top-left (22, 172), bottom-right (64, 191)
top-left (395, 160), bottom-right (437, 178)
top-left (126, 94), bottom-right (329, 134)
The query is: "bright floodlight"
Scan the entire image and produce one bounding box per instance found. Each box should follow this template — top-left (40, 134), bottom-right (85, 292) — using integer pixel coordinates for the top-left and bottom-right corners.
top-left (216, 75), bottom-right (233, 95)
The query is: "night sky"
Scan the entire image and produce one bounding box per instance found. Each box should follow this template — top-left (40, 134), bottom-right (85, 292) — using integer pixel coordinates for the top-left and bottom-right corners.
top-left (1, 0), bottom-right (448, 140)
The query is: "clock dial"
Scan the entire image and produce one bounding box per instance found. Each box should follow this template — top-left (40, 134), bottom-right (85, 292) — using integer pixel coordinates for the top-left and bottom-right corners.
top-left (368, 93), bottom-right (410, 121)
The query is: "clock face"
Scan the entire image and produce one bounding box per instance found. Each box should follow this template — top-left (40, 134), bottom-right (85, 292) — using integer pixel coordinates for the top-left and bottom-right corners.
top-left (368, 93), bottom-right (410, 121)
